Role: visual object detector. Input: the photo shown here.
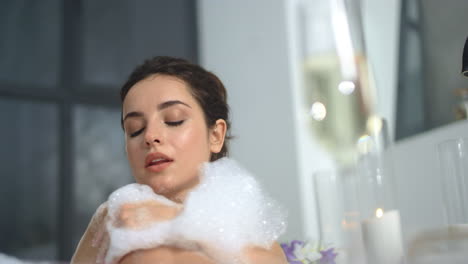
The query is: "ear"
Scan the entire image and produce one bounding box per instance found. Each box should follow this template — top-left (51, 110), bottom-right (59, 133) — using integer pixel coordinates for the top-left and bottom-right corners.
top-left (209, 119), bottom-right (227, 154)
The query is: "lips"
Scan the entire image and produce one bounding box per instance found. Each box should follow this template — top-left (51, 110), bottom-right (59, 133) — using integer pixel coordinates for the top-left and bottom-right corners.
top-left (145, 152), bottom-right (173, 172)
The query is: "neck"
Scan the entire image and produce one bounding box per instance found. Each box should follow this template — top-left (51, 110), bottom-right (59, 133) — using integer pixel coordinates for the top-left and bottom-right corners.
top-left (165, 177), bottom-right (200, 204)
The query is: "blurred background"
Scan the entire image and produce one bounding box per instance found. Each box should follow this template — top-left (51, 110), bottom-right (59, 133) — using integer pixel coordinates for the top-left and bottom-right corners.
top-left (0, 0), bottom-right (467, 262)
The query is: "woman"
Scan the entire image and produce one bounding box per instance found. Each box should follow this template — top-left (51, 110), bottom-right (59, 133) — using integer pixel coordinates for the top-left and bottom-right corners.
top-left (71, 56), bottom-right (287, 264)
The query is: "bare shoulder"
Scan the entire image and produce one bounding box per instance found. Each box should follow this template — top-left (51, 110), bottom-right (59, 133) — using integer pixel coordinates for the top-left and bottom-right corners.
top-left (70, 202), bottom-right (108, 264)
top-left (241, 242), bottom-right (288, 264)
top-left (88, 202), bottom-right (109, 231)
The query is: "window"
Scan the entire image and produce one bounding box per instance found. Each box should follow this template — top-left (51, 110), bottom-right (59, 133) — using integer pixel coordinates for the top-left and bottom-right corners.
top-left (0, 0), bottom-right (197, 260)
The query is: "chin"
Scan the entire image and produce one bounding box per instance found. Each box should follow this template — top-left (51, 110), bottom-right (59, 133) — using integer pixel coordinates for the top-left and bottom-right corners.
top-left (150, 184), bottom-right (169, 195)
top-left (146, 178), bottom-right (173, 195)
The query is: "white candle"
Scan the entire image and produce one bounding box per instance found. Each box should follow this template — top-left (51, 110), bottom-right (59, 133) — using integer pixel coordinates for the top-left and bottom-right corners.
top-left (361, 209), bottom-right (404, 264)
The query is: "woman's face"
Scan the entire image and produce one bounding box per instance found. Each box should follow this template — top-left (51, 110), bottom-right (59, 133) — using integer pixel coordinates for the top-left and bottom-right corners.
top-left (122, 74), bottom-right (224, 202)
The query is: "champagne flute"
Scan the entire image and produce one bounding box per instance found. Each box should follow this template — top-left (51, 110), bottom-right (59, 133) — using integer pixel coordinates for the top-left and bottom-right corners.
top-left (299, 0), bottom-right (378, 167)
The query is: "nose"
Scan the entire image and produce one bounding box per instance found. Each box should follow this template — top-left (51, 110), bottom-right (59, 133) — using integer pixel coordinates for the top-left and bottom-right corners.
top-left (145, 137), bottom-right (160, 146)
top-left (144, 123), bottom-right (162, 147)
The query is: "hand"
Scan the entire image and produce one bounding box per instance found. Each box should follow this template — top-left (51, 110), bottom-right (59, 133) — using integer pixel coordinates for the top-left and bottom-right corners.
top-left (113, 200), bottom-right (182, 230)
top-left (102, 199), bottom-right (183, 264)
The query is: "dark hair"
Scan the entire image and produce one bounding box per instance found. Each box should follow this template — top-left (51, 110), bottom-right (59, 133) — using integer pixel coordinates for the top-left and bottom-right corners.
top-left (120, 56), bottom-right (231, 161)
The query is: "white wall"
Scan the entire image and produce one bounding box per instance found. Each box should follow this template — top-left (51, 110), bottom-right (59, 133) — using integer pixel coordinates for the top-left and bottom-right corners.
top-left (362, 0), bottom-right (401, 142)
top-left (197, 0), bottom-right (304, 241)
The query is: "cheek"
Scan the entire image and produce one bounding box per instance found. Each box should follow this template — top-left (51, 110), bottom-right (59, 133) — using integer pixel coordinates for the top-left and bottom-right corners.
top-left (125, 139), bottom-right (143, 168)
top-left (173, 125), bottom-right (210, 156)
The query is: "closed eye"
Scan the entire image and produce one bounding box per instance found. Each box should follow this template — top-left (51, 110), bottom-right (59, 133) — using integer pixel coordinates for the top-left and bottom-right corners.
top-left (165, 120), bottom-right (184, 127)
top-left (130, 127), bottom-right (145, 138)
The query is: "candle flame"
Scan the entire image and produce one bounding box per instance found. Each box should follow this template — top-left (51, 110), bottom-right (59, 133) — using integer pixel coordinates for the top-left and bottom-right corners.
top-left (375, 208), bottom-right (384, 218)
top-left (366, 115), bottom-right (383, 135)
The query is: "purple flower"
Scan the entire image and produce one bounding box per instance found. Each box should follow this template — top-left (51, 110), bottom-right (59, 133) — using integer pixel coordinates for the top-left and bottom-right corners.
top-left (319, 248), bottom-right (338, 264)
top-left (280, 240), bottom-right (304, 264)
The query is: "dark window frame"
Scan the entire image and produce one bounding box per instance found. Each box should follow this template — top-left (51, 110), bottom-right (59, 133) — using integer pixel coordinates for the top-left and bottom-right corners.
top-left (0, 0), bottom-right (198, 260)
top-left (0, 1), bottom-right (120, 260)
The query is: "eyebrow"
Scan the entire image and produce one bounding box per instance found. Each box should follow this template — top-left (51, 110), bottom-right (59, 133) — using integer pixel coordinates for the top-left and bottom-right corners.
top-left (157, 100), bottom-right (191, 111)
top-left (123, 100), bottom-right (191, 123)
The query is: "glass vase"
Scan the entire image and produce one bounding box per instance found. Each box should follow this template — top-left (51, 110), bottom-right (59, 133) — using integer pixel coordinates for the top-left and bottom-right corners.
top-left (313, 167), bottom-right (365, 264)
top-left (355, 118), bottom-right (405, 264)
top-left (406, 138), bottom-right (468, 263)
top-left (437, 137), bottom-right (468, 225)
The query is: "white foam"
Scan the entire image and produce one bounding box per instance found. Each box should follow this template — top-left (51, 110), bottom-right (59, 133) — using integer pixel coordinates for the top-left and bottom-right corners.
top-left (104, 158), bottom-right (287, 264)
top-left (106, 183), bottom-right (178, 219)
top-left (0, 253), bottom-right (54, 264)
top-left (0, 254), bottom-right (27, 264)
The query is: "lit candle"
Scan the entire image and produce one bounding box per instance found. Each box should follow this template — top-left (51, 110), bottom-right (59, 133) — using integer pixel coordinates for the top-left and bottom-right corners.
top-left (361, 209), bottom-right (404, 264)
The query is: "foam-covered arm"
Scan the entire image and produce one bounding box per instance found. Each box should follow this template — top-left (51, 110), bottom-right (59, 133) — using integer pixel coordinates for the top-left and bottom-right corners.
top-left (104, 184), bottom-right (183, 264)
top-left (103, 158), bottom-right (288, 264)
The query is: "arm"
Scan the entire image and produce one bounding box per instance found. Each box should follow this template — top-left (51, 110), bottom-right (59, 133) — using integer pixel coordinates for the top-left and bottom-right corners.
top-left (110, 198), bottom-right (287, 264)
top-left (119, 246), bottom-right (217, 264)
top-left (117, 242), bottom-right (288, 264)
top-left (240, 242), bottom-right (288, 264)
top-left (71, 199), bottom-right (183, 264)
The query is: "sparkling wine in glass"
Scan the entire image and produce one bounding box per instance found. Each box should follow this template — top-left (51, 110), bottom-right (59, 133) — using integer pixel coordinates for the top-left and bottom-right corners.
top-left (299, 0), bottom-right (378, 167)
